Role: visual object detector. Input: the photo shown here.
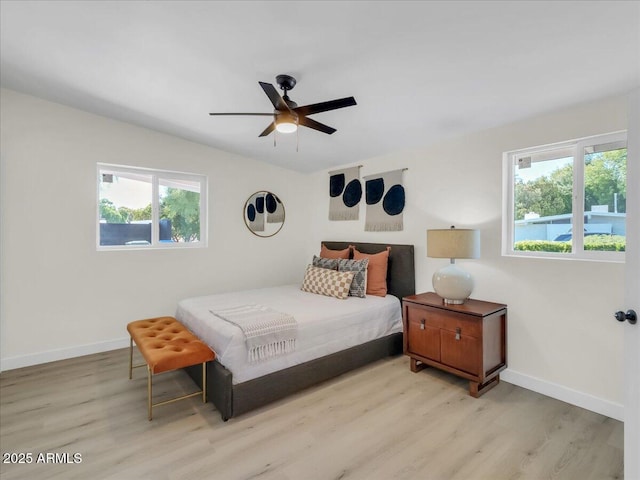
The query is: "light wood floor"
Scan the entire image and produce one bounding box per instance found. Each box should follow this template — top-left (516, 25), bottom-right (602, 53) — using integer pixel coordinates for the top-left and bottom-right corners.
top-left (0, 349), bottom-right (623, 480)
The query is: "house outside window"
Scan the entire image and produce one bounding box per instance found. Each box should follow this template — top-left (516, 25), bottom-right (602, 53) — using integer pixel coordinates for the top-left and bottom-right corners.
top-left (503, 131), bottom-right (626, 262)
top-left (97, 164), bottom-right (207, 250)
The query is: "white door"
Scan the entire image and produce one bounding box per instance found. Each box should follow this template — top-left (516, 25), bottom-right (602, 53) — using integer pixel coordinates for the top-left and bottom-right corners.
top-left (624, 89), bottom-right (639, 480)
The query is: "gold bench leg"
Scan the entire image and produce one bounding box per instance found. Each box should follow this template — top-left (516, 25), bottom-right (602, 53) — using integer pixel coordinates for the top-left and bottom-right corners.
top-left (130, 342), bottom-right (209, 421)
top-left (148, 365), bottom-right (153, 421)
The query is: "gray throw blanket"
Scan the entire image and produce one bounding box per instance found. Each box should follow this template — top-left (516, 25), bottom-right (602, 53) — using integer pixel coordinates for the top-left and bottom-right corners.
top-left (210, 304), bottom-right (297, 363)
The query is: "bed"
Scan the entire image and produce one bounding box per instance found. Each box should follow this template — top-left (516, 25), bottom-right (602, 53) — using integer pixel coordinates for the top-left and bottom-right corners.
top-left (182, 241), bottom-right (415, 421)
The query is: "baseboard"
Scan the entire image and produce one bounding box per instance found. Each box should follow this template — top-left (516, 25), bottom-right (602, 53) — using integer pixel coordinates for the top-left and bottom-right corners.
top-left (501, 369), bottom-right (624, 422)
top-left (0, 337), bottom-right (130, 372)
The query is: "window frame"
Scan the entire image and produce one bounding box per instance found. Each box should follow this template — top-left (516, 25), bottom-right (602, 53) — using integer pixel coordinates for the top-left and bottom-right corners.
top-left (96, 163), bottom-right (207, 251)
top-left (502, 131), bottom-right (627, 263)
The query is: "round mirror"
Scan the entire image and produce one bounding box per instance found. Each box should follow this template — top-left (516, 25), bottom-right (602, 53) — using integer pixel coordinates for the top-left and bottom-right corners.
top-left (243, 191), bottom-right (285, 237)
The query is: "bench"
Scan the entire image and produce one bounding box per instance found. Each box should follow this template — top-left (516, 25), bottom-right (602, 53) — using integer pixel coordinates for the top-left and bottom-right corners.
top-left (127, 316), bottom-right (215, 420)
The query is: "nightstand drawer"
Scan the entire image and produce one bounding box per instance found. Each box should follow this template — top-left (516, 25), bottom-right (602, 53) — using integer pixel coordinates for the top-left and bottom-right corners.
top-left (406, 304), bottom-right (481, 338)
top-left (406, 313), bottom-right (440, 361)
top-left (441, 329), bottom-right (479, 375)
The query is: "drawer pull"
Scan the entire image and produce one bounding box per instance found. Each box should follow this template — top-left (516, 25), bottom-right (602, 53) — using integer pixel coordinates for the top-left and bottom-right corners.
top-left (455, 327), bottom-right (461, 341)
top-left (420, 319), bottom-right (425, 330)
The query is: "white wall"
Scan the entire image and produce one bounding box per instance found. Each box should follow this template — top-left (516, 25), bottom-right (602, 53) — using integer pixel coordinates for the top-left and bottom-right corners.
top-left (307, 94), bottom-right (628, 419)
top-left (1, 87), bottom-right (629, 420)
top-left (0, 88), bottom-right (310, 370)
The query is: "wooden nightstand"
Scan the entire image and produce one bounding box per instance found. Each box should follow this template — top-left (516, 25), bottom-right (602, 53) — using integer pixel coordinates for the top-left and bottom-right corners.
top-left (402, 292), bottom-right (507, 397)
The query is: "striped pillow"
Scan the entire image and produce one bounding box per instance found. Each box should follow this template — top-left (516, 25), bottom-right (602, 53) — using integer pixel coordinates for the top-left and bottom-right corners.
top-left (301, 265), bottom-right (355, 300)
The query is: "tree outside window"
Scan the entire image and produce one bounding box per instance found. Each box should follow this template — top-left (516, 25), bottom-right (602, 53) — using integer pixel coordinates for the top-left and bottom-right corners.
top-left (97, 165), bottom-right (206, 249)
top-left (504, 132), bottom-right (626, 260)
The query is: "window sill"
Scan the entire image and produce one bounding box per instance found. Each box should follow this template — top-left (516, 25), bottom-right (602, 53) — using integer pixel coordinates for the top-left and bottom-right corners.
top-left (502, 251), bottom-right (625, 264)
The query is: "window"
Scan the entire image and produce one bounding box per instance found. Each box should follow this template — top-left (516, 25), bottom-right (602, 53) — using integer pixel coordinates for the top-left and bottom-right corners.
top-left (503, 131), bottom-right (626, 261)
top-left (97, 164), bottom-right (207, 249)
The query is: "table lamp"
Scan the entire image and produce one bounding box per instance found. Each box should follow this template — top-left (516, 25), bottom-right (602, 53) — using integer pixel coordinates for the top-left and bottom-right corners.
top-left (427, 226), bottom-right (480, 304)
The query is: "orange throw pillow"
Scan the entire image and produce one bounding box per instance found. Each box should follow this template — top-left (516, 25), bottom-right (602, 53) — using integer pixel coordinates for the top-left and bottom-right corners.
top-left (320, 243), bottom-right (351, 259)
top-left (353, 247), bottom-right (390, 297)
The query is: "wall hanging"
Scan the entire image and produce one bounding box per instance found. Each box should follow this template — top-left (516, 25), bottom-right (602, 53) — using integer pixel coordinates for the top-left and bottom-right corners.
top-left (328, 165), bottom-right (362, 220)
top-left (364, 169), bottom-right (406, 231)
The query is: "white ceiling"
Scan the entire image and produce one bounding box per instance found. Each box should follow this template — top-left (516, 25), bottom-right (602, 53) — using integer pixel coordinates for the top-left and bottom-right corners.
top-left (1, 1), bottom-right (639, 173)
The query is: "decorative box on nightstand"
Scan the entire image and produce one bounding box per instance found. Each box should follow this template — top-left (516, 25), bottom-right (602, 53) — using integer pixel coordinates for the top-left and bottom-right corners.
top-left (402, 292), bottom-right (507, 397)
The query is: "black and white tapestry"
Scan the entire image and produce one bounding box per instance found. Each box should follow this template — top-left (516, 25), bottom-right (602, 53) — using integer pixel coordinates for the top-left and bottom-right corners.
top-left (265, 192), bottom-right (285, 223)
top-left (246, 192), bottom-right (265, 232)
top-left (364, 169), bottom-right (406, 231)
top-left (328, 166), bottom-right (362, 221)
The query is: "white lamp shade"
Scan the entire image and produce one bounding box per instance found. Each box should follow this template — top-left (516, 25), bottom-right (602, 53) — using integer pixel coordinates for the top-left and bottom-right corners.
top-left (427, 228), bottom-right (480, 259)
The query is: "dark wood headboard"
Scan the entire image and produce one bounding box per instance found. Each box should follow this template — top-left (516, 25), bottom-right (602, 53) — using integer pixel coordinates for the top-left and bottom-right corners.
top-left (322, 242), bottom-right (415, 300)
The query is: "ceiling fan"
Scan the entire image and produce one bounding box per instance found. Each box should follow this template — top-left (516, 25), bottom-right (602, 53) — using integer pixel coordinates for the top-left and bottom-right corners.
top-left (209, 74), bottom-right (357, 137)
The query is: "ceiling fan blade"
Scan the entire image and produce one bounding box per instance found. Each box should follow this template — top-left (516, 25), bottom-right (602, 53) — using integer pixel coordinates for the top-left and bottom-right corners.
top-left (294, 97), bottom-right (356, 116)
top-left (209, 112), bottom-right (273, 116)
top-left (259, 82), bottom-right (290, 112)
top-left (259, 122), bottom-right (276, 137)
top-left (298, 116), bottom-right (336, 135)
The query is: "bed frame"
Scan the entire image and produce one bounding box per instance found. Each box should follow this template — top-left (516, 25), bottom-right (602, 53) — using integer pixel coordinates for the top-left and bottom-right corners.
top-left (185, 241), bottom-right (415, 421)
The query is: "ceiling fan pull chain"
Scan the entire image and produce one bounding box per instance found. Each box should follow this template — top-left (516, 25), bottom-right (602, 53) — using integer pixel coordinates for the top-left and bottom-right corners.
top-left (296, 120), bottom-right (299, 152)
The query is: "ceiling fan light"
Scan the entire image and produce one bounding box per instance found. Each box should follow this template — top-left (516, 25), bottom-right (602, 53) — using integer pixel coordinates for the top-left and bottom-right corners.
top-left (275, 121), bottom-right (297, 133)
top-left (275, 111), bottom-right (298, 133)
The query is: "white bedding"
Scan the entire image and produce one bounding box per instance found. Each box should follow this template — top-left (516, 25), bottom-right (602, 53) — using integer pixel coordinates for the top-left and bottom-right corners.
top-left (175, 284), bottom-right (402, 384)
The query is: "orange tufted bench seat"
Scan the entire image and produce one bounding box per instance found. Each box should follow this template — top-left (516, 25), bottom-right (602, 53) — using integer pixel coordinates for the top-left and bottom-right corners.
top-left (127, 316), bottom-right (215, 420)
